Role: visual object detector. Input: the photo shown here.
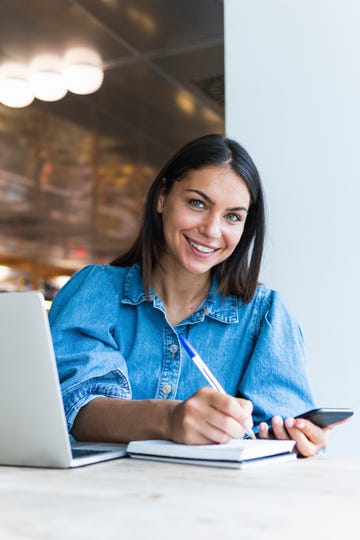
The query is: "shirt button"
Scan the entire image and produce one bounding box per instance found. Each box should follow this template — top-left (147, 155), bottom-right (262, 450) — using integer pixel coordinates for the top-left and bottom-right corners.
top-left (163, 384), bottom-right (172, 397)
top-left (169, 344), bottom-right (178, 355)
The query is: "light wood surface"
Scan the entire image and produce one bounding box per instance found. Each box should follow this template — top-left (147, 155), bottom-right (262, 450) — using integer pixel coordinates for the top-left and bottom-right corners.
top-left (0, 457), bottom-right (359, 539)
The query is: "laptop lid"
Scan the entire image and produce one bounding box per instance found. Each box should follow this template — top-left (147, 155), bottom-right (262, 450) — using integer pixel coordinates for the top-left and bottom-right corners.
top-left (0, 291), bottom-right (127, 468)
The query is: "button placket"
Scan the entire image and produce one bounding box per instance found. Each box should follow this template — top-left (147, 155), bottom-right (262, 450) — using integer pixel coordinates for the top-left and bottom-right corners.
top-left (162, 383), bottom-right (172, 398)
top-left (169, 343), bottom-right (178, 357)
top-left (157, 328), bottom-right (181, 399)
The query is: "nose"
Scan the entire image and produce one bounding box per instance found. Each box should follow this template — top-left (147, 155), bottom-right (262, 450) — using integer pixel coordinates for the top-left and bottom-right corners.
top-left (199, 213), bottom-right (222, 238)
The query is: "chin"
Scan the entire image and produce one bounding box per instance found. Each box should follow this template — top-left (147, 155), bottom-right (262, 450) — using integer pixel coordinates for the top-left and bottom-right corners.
top-left (182, 260), bottom-right (217, 275)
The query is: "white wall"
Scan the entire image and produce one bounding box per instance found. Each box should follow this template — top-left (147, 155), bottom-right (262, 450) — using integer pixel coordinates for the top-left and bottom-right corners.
top-left (225, 0), bottom-right (360, 457)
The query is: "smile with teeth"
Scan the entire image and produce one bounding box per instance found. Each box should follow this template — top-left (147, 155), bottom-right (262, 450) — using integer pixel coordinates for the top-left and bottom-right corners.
top-left (187, 237), bottom-right (217, 254)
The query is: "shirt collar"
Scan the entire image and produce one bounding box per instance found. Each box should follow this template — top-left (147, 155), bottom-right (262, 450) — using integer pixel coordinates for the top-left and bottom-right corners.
top-left (122, 264), bottom-right (240, 324)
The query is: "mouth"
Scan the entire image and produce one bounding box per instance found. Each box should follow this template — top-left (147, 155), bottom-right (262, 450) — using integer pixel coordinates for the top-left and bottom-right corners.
top-left (185, 236), bottom-right (219, 254)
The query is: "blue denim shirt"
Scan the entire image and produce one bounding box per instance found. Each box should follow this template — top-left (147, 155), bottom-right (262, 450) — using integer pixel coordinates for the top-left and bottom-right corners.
top-left (49, 264), bottom-right (315, 432)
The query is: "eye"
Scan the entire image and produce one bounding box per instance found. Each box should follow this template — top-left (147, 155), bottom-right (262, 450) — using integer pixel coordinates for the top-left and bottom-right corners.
top-left (225, 212), bottom-right (242, 223)
top-left (188, 198), bottom-right (206, 209)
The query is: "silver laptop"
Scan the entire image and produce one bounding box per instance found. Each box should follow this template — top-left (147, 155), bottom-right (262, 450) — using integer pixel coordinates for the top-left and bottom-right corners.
top-left (0, 290), bottom-right (127, 468)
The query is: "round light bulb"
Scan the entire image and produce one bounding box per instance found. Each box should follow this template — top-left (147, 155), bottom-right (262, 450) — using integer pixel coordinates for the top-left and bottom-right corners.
top-left (29, 54), bottom-right (67, 102)
top-left (0, 62), bottom-right (34, 108)
top-left (63, 47), bottom-right (104, 95)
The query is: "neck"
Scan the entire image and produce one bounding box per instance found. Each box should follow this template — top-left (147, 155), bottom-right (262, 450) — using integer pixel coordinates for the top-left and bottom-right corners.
top-left (151, 264), bottom-right (211, 325)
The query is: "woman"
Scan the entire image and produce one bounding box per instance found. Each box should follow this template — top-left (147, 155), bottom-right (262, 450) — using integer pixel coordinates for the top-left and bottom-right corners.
top-left (49, 134), bottom-right (330, 456)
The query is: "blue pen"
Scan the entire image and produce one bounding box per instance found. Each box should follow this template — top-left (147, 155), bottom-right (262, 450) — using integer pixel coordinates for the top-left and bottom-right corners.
top-left (179, 334), bottom-right (226, 393)
top-left (179, 334), bottom-right (256, 439)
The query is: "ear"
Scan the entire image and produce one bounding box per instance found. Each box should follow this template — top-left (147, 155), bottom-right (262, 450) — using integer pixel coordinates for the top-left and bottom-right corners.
top-left (157, 188), bottom-right (166, 213)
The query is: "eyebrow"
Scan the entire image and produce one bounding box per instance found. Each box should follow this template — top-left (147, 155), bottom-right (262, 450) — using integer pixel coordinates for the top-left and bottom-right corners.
top-left (184, 188), bottom-right (249, 213)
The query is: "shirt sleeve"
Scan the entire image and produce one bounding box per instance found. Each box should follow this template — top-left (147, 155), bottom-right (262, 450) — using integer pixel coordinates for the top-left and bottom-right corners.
top-left (238, 288), bottom-right (316, 426)
top-left (49, 265), bottom-right (131, 432)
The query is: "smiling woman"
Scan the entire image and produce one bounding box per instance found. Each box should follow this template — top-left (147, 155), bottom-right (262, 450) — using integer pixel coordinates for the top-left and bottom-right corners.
top-left (49, 134), bottom-right (331, 457)
top-left (154, 165), bottom-right (251, 295)
top-left (113, 134), bottom-right (265, 304)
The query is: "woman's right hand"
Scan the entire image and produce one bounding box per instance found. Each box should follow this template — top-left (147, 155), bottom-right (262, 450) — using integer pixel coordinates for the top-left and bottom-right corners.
top-left (167, 387), bottom-right (254, 444)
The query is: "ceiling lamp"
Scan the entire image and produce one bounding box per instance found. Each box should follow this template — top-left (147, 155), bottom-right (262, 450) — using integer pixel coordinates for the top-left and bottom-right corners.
top-left (29, 54), bottom-right (67, 102)
top-left (0, 62), bottom-right (34, 108)
top-left (63, 47), bottom-right (104, 95)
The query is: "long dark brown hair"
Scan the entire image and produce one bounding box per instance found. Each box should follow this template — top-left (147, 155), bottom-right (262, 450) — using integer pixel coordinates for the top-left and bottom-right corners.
top-left (112, 134), bottom-right (266, 303)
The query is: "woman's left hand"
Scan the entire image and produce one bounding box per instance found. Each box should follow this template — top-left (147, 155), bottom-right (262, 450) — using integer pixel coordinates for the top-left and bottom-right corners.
top-left (258, 415), bottom-right (331, 457)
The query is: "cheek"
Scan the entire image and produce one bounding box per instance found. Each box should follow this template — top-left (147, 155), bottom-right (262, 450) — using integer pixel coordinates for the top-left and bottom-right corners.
top-left (161, 211), bottom-right (184, 242)
top-left (226, 226), bottom-right (245, 250)
top-left (163, 207), bottom-right (196, 231)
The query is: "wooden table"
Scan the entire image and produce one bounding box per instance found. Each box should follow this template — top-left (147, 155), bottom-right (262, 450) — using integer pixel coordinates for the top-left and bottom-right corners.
top-left (0, 456), bottom-right (359, 539)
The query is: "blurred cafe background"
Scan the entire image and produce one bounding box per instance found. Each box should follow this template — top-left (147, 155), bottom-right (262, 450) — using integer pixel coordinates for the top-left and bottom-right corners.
top-left (0, 0), bottom-right (224, 304)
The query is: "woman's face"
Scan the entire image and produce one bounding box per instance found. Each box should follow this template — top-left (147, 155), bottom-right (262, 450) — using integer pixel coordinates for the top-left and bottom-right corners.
top-left (157, 165), bottom-right (251, 277)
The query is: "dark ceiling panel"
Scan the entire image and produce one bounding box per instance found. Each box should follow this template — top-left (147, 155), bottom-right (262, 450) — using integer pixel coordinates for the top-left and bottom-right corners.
top-left (0, 0), bottom-right (225, 283)
top-left (78, 0), bottom-right (223, 52)
top-left (0, 0), bottom-right (129, 62)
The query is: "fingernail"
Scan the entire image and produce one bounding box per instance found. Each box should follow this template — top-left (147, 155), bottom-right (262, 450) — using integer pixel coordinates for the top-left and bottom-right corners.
top-left (273, 415), bottom-right (282, 425)
top-left (295, 419), bottom-right (306, 429)
top-left (285, 417), bottom-right (294, 428)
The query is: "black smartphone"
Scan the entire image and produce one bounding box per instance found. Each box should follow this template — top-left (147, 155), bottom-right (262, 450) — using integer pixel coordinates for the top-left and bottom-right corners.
top-left (264, 407), bottom-right (353, 436)
top-left (294, 407), bottom-right (354, 428)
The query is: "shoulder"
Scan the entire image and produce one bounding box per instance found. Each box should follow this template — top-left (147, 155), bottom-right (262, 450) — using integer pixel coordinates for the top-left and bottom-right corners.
top-left (250, 284), bottom-right (302, 334)
top-left (250, 283), bottom-right (288, 310)
top-left (208, 283), bottom-right (281, 325)
top-left (237, 283), bottom-right (275, 315)
top-left (49, 264), bottom-right (133, 322)
top-left (63, 264), bottom-right (130, 292)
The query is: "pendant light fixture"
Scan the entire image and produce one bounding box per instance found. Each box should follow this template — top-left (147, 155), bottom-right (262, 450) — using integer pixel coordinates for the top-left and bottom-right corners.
top-left (0, 62), bottom-right (34, 108)
top-left (0, 46), bottom-right (104, 108)
top-left (63, 47), bottom-right (104, 95)
top-left (29, 54), bottom-right (67, 102)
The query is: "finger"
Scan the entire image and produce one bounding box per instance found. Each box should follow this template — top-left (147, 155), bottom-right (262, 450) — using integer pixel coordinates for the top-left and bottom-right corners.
top-left (193, 426), bottom-right (233, 445)
top-left (258, 422), bottom-right (271, 439)
top-left (206, 408), bottom-right (247, 440)
top-left (284, 418), bottom-right (330, 456)
top-left (171, 400), bottom-right (232, 445)
top-left (271, 415), bottom-right (291, 440)
top-left (178, 389), bottom-right (245, 443)
top-left (194, 392), bottom-right (249, 440)
top-left (206, 390), bottom-right (251, 417)
top-left (284, 418), bottom-right (311, 454)
top-left (236, 398), bottom-right (254, 416)
top-left (189, 409), bottom-right (240, 444)
top-left (203, 389), bottom-right (254, 434)
top-left (292, 418), bottom-right (331, 443)
top-left (224, 396), bottom-right (254, 428)
top-left (229, 399), bottom-right (254, 436)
